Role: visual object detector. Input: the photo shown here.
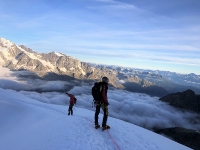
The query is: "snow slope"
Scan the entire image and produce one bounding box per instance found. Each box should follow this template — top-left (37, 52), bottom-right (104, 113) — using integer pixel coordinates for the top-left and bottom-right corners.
top-left (0, 88), bottom-right (191, 150)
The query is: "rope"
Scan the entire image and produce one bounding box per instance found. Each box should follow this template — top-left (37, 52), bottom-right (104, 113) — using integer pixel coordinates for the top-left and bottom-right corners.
top-left (83, 117), bottom-right (93, 123)
top-left (106, 130), bottom-right (120, 150)
top-left (83, 117), bottom-right (120, 150)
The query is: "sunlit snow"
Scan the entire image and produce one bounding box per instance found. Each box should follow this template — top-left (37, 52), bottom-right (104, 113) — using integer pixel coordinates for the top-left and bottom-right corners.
top-left (0, 88), bottom-right (191, 150)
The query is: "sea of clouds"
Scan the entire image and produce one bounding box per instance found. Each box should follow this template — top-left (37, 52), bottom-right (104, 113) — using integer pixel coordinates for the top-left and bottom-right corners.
top-left (1, 67), bottom-right (200, 131)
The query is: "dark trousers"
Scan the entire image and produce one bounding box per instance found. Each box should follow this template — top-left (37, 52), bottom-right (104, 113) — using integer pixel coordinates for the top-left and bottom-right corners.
top-left (95, 104), bottom-right (108, 126)
top-left (68, 105), bottom-right (73, 115)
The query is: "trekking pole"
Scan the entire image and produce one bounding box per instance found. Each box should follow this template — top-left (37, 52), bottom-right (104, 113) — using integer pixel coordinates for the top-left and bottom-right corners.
top-left (73, 106), bottom-right (76, 111)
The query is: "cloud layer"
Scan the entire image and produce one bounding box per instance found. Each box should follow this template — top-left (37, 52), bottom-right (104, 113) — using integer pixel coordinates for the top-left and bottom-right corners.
top-left (20, 86), bottom-right (200, 131)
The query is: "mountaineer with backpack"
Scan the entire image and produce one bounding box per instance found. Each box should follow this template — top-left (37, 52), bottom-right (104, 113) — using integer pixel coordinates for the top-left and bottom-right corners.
top-left (92, 77), bottom-right (110, 130)
top-left (66, 93), bottom-right (77, 115)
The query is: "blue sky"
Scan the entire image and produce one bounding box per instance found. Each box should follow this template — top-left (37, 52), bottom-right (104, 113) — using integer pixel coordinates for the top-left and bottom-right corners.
top-left (0, 0), bottom-right (200, 75)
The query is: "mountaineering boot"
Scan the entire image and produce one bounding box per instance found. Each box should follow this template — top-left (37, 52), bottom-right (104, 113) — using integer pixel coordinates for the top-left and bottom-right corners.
top-left (102, 125), bottom-right (110, 131)
top-left (95, 124), bottom-right (100, 129)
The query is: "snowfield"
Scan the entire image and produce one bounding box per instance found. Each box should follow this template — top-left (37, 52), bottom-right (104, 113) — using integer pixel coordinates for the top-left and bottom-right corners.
top-left (0, 88), bottom-right (191, 150)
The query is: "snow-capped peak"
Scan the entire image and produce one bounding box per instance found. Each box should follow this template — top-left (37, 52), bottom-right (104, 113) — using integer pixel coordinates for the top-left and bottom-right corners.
top-left (0, 37), bottom-right (14, 48)
top-left (54, 51), bottom-right (65, 57)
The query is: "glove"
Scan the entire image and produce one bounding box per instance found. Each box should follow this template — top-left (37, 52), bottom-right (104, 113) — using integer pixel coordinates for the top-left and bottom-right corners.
top-left (94, 101), bottom-right (99, 105)
top-left (104, 102), bottom-right (109, 106)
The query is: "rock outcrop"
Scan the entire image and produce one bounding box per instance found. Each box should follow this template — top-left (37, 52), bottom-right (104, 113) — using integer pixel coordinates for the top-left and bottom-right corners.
top-left (159, 89), bottom-right (200, 113)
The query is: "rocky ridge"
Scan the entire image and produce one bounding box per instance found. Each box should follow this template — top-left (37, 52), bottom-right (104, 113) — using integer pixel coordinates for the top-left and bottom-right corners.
top-left (89, 63), bottom-right (200, 95)
top-left (0, 37), bottom-right (191, 97)
top-left (159, 89), bottom-right (200, 113)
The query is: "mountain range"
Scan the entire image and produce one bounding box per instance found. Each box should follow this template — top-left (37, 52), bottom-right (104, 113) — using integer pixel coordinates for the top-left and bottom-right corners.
top-left (1, 37), bottom-right (200, 97)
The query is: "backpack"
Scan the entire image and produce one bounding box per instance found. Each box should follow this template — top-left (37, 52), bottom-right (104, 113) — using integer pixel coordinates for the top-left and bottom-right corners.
top-left (74, 97), bottom-right (77, 104)
top-left (92, 82), bottom-right (102, 101)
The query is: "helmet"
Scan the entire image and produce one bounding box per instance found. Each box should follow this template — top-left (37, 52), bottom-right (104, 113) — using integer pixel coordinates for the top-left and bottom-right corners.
top-left (102, 76), bottom-right (109, 83)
